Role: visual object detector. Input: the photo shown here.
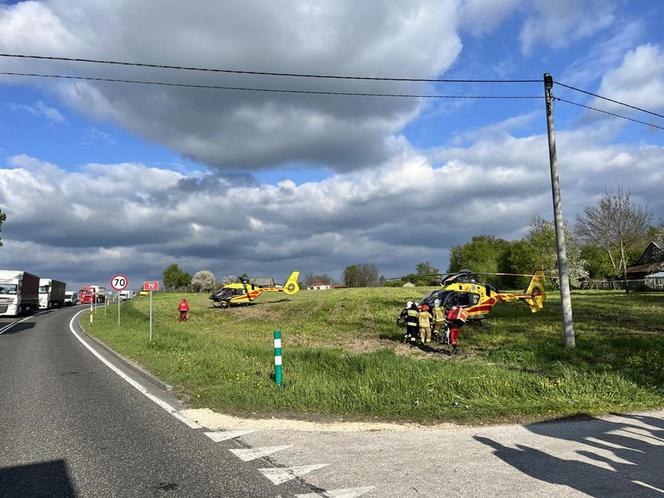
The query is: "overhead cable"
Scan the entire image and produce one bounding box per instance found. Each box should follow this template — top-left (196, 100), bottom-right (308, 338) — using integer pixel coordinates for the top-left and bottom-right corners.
top-left (0, 71), bottom-right (543, 99)
top-left (555, 97), bottom-right (664, 131)
top-left (0, 53), bottom-right (541, 83)
top-left (555, 80), bottom-right (664, 120)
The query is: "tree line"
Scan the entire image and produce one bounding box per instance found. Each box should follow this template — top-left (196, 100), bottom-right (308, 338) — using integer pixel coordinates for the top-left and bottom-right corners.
top-left (448, 189), bottom-right (661, 289)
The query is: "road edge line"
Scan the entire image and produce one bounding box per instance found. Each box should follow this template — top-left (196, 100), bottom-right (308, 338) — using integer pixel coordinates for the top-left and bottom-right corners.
top-left (80, 323), bottom-right (173, 392)
top-left (68, 309), bottom-right (201, 429)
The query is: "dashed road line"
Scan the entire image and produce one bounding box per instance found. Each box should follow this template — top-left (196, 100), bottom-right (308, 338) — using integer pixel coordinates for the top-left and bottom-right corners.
top-left (229, 445), bottom-right (292, 462)
top-left (295, 487), bottom-right (375, 498)
top-left (205, 430), bottom-right (256, 442)
top-left (68, 309), bottom-right (201, 429)
top-left (258, 464), bottom-right (329, 485)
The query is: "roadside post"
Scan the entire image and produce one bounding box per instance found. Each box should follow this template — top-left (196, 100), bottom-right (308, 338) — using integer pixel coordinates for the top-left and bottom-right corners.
top-left (110, 274), bottom-right (128, 327)
top-left (143, 280), bottom-right (160, 342)
top-left (273, 329), bottom-right (283, 386)
top-left (89, 299), bottom-right (94, 323)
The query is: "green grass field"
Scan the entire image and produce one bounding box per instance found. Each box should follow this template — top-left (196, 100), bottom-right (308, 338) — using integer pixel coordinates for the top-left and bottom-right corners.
top-left (82, 288), bottom-right (664, 424)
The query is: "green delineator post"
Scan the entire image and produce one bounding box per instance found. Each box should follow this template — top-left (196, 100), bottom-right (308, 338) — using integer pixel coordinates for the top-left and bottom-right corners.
top-left (273, 329), bottom-right (283, 386)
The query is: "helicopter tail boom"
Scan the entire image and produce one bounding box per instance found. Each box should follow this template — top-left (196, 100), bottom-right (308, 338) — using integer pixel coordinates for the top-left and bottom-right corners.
top-left (493, 271), bottom-right (546, 313)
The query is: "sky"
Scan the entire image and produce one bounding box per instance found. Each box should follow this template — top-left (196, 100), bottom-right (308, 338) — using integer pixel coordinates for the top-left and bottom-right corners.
top-left (1, 0), bottom-right (663, 290)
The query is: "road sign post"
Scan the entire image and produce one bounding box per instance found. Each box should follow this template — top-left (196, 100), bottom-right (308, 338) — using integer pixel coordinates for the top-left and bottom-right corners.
top-left (143, 281), bottom-right (160, 342)
top-left (111, 274), bottom-right (129, 327)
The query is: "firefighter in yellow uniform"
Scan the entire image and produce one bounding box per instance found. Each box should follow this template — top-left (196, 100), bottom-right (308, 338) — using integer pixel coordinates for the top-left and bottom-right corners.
top-left (432, 299), bottom-right (447, 343)
top-left (418, 304), bottom-right (432, 343)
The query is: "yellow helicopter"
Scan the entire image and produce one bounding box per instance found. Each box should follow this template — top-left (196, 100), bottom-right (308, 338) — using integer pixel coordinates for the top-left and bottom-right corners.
top-left (210, 271), bottom-right (300, 308)
top-left (402, 270), bottom-right (546, 320)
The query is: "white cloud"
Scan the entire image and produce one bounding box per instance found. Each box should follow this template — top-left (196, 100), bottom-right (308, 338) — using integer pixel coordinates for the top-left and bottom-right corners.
top-left (459, 0), bottom-right (520, 36)
top-left (519, 0), bottom-right (615, 56)
top-left (1, 120), bottom-right (662, 287)
top-left (560, 21), bottom-right (644, 87)
top-left (593, 44), bottom-right (664, 113)
top-left (0, 0), bottom-right (462, 172)
top-left (7, 100), bottom-right (65, 124)
top-left (83, 127), bottom-right (117, 146)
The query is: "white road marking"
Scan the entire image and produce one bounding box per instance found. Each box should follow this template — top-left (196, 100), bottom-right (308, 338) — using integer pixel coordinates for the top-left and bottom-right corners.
top-left (0, 313), bottom-right (43, 335)
top-left (205, 430), bottom-right (256, 442)
top-left (229, 445), bottom-right (291, 462)
top-left (0, 318), bottom-right (20, 334)
top-left (68, 309), bottom-right (201, 429)
top-left (258, 464), bottom-right (328, 485)
top-left (633, 480), bottom-right (664, 494)
top-left (296, 487), bottom-right (375, 498)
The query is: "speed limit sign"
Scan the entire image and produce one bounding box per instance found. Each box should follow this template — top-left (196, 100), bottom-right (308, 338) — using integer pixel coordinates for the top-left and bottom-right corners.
top-left (111, 274), bottom-right (129, 291)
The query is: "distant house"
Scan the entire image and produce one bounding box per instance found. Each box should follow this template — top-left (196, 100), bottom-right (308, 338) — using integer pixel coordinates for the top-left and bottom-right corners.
top-left (626, 241), bottom-right (664, 279)
top-left (403, 282), bottom-right (415, 288)
top-left (645, 271), bottom-right (664, 290)
top-left (308, 283), bottom-right (331, 291)
top-left (249, 277), bottom-right (275, 287)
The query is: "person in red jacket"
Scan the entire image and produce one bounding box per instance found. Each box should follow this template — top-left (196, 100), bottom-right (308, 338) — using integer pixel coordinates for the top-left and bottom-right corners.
top-left (178, 298), bottom-right (190, 322)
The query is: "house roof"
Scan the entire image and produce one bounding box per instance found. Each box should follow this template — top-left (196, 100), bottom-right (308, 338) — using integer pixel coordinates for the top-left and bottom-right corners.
top-left (635, 241), bottom-right (664, 265)
top-left (646, 271), bottom-right (664, 278)
top-left (249, 277), bottom-right (275, 287)
top-left (626, 262), bottom-right (664, 275)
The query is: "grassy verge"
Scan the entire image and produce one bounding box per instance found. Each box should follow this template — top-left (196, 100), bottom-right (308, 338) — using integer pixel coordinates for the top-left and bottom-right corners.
top-left (82, 289), bottom-right (664, 424)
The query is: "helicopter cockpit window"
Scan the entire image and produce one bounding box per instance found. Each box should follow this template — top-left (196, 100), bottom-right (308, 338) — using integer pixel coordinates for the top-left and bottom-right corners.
top-left (443, 291), bottom-right (480, 308)
top-left (420, 290), bottom-right (449, 308)
top-left (217, 288), bottom-right (233, 300)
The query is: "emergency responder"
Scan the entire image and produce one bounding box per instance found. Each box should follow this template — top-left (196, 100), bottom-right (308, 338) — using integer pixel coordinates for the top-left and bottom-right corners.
top-left (418, 304), bottom-right (432, 344)
top-left (403, 301), bottom-right (419, 343)
top-left (447, 306), bottom-right (468, 354)
top-left (431, 299), bottom-right (447, 343)
top-left (178, 298), bottom-right (190, 322)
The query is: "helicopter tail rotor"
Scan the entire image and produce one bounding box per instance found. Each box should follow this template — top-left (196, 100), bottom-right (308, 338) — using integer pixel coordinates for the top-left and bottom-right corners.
top-left (523, 271), bottom-right (546, 313)
top-left (283, 271), bottom-right (300, 295)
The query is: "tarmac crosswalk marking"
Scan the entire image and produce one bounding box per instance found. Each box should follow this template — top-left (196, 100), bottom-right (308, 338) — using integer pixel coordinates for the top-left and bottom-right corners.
top-left (229, 445), bottom-right (291, 462)
top-left (258, 464), bottom-right (328, 485)
top-left (204, 430), bottom-right (255, 442)
top-left (295, 486), bottom-right (376, 498)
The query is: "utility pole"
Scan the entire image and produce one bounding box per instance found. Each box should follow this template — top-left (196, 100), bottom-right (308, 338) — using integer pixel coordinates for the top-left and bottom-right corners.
top-left (544, 73), bottom-right (575, 349)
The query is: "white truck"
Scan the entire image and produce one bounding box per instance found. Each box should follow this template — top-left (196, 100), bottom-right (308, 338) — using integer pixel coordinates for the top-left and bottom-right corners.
top-left (64, 291), bottom-right (79, 306)
top-left (0, 270), bottom-right (40, 316)
top-left (38, 278), bottom-right (67, 309)
top-left (119, 290), bottom-right (134, 301)
top-left (90, 285), bottom-right (107, 303)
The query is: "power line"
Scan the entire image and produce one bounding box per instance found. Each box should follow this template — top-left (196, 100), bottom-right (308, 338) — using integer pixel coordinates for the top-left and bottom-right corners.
top-left (0, 71), bottom-right (543, 99)
top-left (0, 53), bottom-right (541, 84)
top-left (555, 97), bottom-right (664, 131)
top-left (555, 80), bottom-right (664, 120)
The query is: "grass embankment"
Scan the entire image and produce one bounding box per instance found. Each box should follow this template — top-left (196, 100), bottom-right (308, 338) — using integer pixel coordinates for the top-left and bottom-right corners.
top-left (82, 289), bottom-right (664, 424)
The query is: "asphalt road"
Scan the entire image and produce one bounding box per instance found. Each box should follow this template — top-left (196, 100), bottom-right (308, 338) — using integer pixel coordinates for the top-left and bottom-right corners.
top-left (3, 307), bottom-right (663, 497)
top-left (0, 306), bottom-right (315, 497)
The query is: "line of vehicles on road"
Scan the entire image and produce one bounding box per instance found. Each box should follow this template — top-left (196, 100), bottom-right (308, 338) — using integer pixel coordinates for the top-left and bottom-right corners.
top-left (0, 269), bottom-right (114, 317)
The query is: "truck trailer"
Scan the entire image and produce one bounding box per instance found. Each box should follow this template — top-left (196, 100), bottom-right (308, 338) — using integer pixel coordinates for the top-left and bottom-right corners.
top-left (0, 270), bottom-right (40, 316)
top-left (38, 278), bottom-right (66, 309)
